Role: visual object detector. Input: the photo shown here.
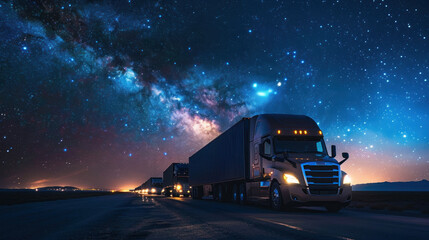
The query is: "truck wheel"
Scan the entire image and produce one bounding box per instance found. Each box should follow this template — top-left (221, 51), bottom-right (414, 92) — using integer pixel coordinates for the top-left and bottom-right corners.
top-left (232, 184), bottom-right (239, 203)
top-left (326, 205), bottom-right (342, 213)
top-left (192, 187), bottom-right (200, 199)
top-left (270, 182), bottom-right (283, 210)
top-left (239, 183), bottom-right (246, 204)
top-left (217, 185), bottom-right (223, 201)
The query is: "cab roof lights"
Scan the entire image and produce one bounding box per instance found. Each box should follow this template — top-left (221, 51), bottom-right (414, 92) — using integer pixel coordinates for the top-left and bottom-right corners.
top-left (292, 130), bottom-right (311, 135)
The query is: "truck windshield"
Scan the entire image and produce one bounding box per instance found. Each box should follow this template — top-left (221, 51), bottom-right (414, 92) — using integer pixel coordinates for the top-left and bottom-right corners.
top-left (273, 136), bottom-right (327, 155)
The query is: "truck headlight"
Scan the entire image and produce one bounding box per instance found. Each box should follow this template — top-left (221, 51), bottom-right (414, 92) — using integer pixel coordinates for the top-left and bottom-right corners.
top-left (343, 175), bottom-right (352, 185)
top-left (176, 184), bottom-right (182, 190)
top-left (284, 174), bottom-right (299, 184)
top-left (151, 188), bottom-right (156, 193)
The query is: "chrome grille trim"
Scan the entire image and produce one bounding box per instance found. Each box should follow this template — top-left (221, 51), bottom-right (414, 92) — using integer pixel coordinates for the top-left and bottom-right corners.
top-left (301, 162), bottom-right (341, 195)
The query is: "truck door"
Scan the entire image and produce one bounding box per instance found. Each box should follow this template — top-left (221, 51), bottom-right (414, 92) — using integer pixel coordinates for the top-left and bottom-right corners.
top-left (252, 144), bottom-right (261, 179)
top-left (256, 138), bottom-right (272, 199)
top-left (246, 143), bottom-right (262, 199)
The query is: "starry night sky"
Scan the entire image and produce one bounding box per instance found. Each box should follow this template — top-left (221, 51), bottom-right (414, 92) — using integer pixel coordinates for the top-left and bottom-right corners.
top-left (0, 0), bottom-right (428, 189)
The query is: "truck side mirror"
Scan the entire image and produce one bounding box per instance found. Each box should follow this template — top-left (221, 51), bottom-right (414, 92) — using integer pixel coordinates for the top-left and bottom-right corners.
top-left (330, 145), bottom-right (336, 158)
top-left (259, 142), bottom-right (272, 160)
top-left (339, 152), bottom-right (349, 165)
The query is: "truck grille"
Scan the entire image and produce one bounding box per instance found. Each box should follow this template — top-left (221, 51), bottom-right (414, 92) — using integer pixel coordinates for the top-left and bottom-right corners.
top-left (302, 162), bottom-right (340, 195)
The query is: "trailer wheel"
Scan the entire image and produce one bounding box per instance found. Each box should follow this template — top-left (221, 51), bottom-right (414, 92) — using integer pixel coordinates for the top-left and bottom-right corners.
top-left (192, 186), bottom-right (201, 200)
top-left (270, 182), bottom-right (283, 210)
top-left (239, 183), bottom-right (246, 204)
top-left (232, 184), bottom-right (239, 203)
top-left (217, 184), bottom-right (223, 201)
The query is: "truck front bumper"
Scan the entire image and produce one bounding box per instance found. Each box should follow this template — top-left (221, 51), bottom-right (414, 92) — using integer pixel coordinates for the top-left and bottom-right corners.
top-left (281, 184), bottom-right (352, 206)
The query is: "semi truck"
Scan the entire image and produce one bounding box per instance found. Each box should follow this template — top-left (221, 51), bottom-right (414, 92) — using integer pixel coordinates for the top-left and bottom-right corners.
top-left (189, 114), bottom-right (352, 212)
top-left (135, 177), bottom-right (163, 195)
top-left (163, 163), bottom-right (191, 197)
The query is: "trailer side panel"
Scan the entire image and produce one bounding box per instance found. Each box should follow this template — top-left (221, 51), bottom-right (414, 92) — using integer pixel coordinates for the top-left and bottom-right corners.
top-left (189, 119), bottom-right (249, 186)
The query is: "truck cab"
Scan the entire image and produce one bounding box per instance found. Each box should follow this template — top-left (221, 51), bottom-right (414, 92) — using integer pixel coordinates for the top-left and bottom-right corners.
top-left (163, 163), bottom-right (191, 197)
top-left (250, 114), bottom-right (352, 211)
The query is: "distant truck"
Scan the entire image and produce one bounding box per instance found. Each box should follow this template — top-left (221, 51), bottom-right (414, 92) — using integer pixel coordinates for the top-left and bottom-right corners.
top-left (189, 114), bottom-right (352, 212)
top-left (136, 177), bottom-right (163, 195)
top-left (163, 163), bottom-right (191, 197)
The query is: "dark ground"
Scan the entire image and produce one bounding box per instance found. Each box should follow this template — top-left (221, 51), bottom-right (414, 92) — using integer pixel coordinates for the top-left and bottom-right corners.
top-left (0, 190), bottom-right (122, 205)
top-left (349, 191), bottom-right (429, 213)
top-left (1, 193), bottom-right (428, 240)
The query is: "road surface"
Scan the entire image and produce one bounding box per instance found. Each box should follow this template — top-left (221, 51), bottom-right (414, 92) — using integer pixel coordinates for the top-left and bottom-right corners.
top-left (0, 193), bottom-right (428, 240)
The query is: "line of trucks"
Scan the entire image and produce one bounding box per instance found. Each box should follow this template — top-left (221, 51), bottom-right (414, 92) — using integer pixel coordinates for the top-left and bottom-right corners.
top-left (136, 114), bottom-right (352, 212)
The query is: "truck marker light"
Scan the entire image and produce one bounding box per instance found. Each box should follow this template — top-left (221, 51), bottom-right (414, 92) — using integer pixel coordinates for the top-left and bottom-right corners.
top-left (294, 130), bottom-right (298, 134)
top-left (284, 174), bottom-right (300, 184)
top-left (151, 188), bottom-right (156, 193)
top-left (299, 130), bottom-right (303, 135)
top-left (319, 130), bottom-right (323, 135)
top-left (277, 130), bottom-right (281, 134)
top-left (304, 130), bottom-right (308, 135)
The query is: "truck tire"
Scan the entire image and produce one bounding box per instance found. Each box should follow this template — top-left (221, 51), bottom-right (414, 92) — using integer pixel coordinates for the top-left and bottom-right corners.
top-left (326, 205), bottom-right (342, 212)
top-left (239, 183), bottom-right (246, 205)
top-left (217, 184), bottom-right (223, 201)
top-left (270, 182), bottom-right (283, 210)
top-left (192, 187), bottom-right (199, 199)
top-left (232, 184), bottom-right (239, 203)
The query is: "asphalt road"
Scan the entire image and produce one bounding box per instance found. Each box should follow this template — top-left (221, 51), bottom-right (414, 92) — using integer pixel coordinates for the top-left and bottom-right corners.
top-left (1, 194), bottom-right (428, 240)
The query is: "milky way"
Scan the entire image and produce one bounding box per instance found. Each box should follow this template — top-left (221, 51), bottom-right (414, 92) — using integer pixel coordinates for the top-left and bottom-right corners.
top-left (0, 0), bottom-right (428, 189)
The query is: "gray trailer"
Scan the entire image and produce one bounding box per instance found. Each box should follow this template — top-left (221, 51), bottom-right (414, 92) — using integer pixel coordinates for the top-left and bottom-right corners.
top-left (163, 163), bottom-right (190, 197)
top-left (190, 114), bottom-right (352, 212)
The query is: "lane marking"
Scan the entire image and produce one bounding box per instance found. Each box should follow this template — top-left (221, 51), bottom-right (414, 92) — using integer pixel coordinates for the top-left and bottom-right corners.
top-left (160, 198), bottom-right (356, 240)
top-left (253, 217), bottom-right (354, 240)
top-left (253, 217), bottom-right (304, 231)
